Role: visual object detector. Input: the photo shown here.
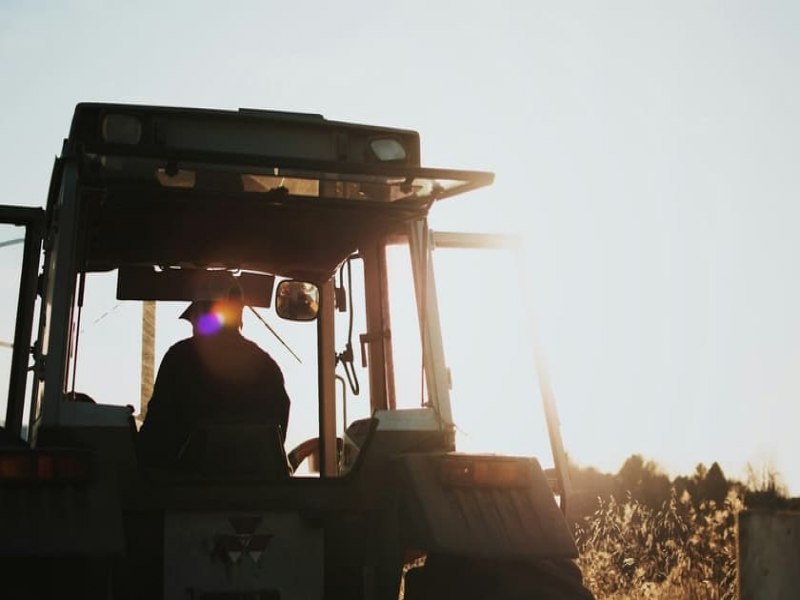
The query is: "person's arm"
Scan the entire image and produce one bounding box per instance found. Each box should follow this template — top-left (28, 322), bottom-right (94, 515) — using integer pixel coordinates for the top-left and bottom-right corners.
top-left (262, 356), bottom-right (291, 443)
top-left (276, 381), bottom-right (291, 443)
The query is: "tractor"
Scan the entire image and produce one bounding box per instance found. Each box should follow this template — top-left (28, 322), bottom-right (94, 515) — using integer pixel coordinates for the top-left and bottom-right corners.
top-left (0, 103), bottom-right (594, 599)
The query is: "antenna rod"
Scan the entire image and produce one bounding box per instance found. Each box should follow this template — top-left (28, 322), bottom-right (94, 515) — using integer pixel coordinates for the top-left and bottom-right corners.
top-left (247, 306), bottom-right (302, 364)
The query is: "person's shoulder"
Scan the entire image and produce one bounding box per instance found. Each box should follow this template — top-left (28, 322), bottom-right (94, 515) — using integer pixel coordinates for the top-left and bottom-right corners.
top-left (168, 337), bottom-right (195, 352)
top-left (241, 336), bottom-right (275, 359)
top-left (239, 336), bottom-right (281, 367)
top-left (162, 337), bottom-right (196, 360)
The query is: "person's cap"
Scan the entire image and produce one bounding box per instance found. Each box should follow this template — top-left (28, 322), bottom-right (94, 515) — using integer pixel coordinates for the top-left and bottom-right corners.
top-left (179, 283), bottom-right (244, 322)
top-left (179, 300), bottom-right (214, 322)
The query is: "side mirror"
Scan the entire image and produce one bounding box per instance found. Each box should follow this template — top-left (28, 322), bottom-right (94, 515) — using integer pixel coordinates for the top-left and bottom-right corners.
top-left (275, 280), bottom-right (320, 321)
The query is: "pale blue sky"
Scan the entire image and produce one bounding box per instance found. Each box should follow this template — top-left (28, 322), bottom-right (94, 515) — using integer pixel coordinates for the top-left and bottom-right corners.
top-left (1, 0), bottom-right (799, 493)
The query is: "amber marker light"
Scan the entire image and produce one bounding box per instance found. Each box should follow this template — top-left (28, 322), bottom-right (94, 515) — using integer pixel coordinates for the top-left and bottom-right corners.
top-left (439, 458), bottom-right (530, 488)
top-left (0, 453), bottom-right (33, 480)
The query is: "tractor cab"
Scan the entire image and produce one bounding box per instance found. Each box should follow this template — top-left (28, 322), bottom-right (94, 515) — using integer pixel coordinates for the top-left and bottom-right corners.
top-left (0, 104), bottom-right (591, 600)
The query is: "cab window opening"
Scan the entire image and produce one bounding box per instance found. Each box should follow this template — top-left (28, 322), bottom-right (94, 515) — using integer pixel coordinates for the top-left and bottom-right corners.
top-left (67, 270), bottom-right (322, 463)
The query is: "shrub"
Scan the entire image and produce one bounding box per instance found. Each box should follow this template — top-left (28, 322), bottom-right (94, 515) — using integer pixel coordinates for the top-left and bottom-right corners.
top-left (574, 488), bottom-right (741, 599)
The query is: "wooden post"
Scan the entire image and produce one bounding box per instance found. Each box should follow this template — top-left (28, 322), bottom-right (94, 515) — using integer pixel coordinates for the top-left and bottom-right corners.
top-left (139, 300), bottom-right (156, 421)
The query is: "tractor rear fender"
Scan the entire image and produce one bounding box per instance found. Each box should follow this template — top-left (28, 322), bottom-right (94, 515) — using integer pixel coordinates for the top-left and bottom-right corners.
top-left (0, 402), bottom-right (138, 557)
top-left (395, 453), bottom-right (578, 561)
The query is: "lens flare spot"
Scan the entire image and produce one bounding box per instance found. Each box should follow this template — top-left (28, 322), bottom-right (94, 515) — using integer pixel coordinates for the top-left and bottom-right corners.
top-left (197, 312), bottom-right (223, 336)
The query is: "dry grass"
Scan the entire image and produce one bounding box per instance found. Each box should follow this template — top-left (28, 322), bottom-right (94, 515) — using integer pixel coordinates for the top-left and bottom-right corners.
top-left (574, 490), bottom-right (741, 600)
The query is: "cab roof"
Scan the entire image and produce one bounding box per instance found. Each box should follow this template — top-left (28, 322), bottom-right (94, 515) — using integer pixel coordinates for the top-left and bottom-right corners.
top-left (59, 103), bottom-right (494, 284)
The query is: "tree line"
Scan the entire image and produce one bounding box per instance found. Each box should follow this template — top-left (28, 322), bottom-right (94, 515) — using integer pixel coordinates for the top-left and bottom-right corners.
top-left (565, 454), bottom-right (797, 525)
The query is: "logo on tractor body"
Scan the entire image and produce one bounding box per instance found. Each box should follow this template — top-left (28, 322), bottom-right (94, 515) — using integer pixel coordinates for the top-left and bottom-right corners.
top-left (213, 515), bottom-right (274, 565)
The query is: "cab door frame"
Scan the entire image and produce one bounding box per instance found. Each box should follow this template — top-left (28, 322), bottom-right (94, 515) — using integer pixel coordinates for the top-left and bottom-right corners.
top-left (428, 230), bottom-right (574, 513)
top-left (0, 205), bottom-right (44, 439)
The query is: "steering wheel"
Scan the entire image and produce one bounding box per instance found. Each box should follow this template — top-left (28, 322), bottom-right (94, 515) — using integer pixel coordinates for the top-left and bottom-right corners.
top-left (288, 437), bottom-right (344, 472)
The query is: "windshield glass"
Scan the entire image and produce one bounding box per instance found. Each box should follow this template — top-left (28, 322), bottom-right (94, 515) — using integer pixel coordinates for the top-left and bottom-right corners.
top-left (72, 271), bottom-right (321, 453)
top-left (432, 245), bottom-right (553, 462)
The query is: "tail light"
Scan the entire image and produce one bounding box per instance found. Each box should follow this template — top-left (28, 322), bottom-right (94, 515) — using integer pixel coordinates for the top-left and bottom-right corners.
top-left (0, 449), bottom-right (91, 483)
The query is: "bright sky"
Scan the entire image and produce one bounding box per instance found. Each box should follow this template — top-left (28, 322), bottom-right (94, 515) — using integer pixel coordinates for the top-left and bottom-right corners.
top-left (1, 0), bottom-right (798, 494)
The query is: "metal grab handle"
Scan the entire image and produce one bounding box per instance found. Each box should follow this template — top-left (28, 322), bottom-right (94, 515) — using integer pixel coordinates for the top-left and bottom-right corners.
top-left (359, 333), bottom-right (369, 368)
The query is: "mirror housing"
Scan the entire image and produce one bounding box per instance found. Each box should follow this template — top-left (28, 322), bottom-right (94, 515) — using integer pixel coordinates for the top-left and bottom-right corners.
top-left (275, 280), bottom-right (320, 321)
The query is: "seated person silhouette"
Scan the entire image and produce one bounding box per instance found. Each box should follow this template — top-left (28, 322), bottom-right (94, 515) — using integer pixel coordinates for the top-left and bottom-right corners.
top-left (137, 286), bottom-right (291, 470)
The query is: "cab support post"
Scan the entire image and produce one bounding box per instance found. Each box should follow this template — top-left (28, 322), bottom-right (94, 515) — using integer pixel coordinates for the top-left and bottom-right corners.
top-left (2, 206), bottom-right (44, 437)
top-left (317, 279), bottom-right (338, 477)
